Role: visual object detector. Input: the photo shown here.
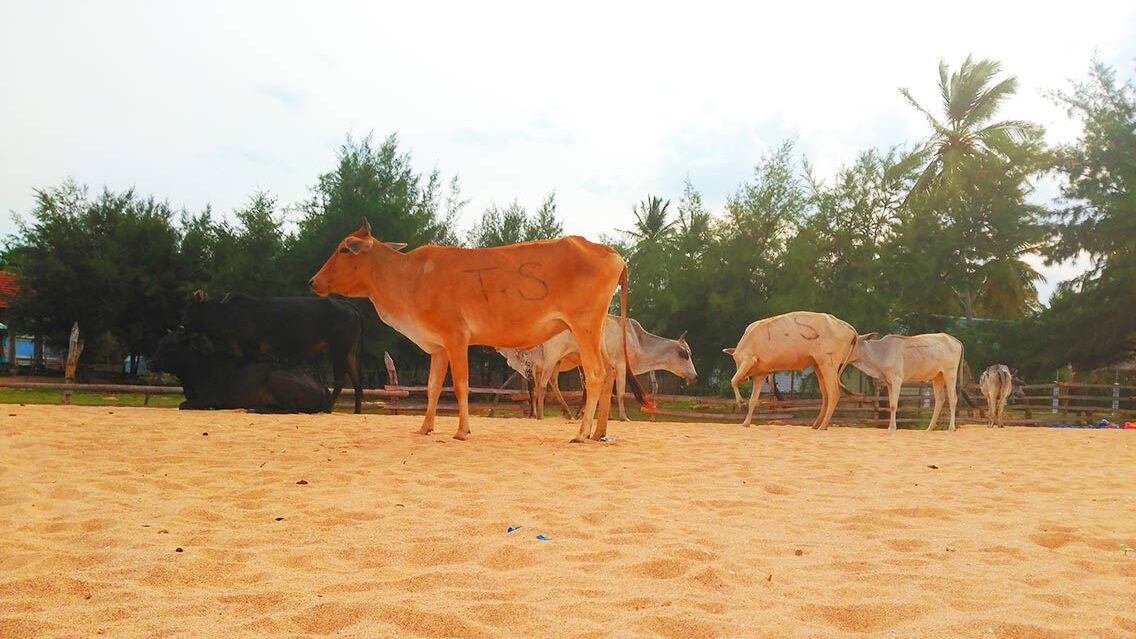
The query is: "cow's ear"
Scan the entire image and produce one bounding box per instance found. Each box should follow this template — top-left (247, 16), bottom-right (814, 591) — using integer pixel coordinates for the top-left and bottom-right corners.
top-left (345, 236), bottom-right (374, 255)
top-left (193, 289), bottom-right (206, 302)
top-left (385, 242), bottom-right (408, 252)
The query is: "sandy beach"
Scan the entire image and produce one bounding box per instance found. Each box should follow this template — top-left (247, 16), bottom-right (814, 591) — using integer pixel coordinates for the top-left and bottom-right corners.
top-left (1, 405), bottom-right (1134, 638)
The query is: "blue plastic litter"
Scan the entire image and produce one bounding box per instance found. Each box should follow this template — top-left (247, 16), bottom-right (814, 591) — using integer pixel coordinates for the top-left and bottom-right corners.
top-left (536, 534), bottom-right (551, 541)
top-left (507, 526), bottom-right (522, 533)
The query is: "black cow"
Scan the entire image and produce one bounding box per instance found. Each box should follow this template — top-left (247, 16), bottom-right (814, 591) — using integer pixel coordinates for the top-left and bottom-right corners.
top-left (182, 292), bottom-right (364, 413)
top-left (149, 331), bottom-right (329, 413)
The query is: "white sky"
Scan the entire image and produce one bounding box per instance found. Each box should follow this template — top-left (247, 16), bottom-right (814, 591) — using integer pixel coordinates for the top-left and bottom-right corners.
top-left (2, 1), bottom-right (1134, 302)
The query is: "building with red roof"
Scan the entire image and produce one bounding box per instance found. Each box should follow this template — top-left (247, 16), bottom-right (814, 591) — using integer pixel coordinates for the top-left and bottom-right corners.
top-left (0, 271), bottom-right (17, 310)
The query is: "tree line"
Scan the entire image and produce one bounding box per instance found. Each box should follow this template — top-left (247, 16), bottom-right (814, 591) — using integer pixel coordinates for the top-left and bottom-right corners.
top-left (1, 57), bottom-right (1132, 392)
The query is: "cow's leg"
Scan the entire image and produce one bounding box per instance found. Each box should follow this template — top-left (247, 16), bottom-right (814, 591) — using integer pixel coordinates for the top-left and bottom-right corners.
top-left (985, 391), bottom-right (996, 428)
top-left (816, 365), bottom-right (841, 431)
top-left (886, 378), bottom-right (902, 432)
top-left (944, 371), bottom-right (959, 432)
top-left (549, 373), bottom-right (573, 418)
top-left (811, 367), bottom-right (828, 429)
top-left (616, 360), bottom-right (630, 421)
top-left (567, 319), bottom-right (605, 443)
top-left (448, 345), bottom-right (472, 440)
top-left (730, 357), bottom-right (756, 409)
top-left (536, 376), bottom-right (546, 419)
top-left (529, 365), bottom-right (543, 420)
top-left (927, 376), bottom-right (945, 431)
top-left (572, 369), bottom-right (586, 419)
top-left (328, 356), bottom-right (345, 414)
top-left (346, 348), bottom-right (362, 414)
top-left (535, 364), bottom-right (557, 421)
top-left (419, 350), bottom-right (450, 435)
top-left (590, 363), bottom-right (618, 440)
top-left (741, 371), bottom-right (765, 428)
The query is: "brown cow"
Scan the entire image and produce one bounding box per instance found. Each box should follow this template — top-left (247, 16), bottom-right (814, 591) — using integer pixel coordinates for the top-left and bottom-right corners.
top-left (309, 221), bottom-right (652, 442)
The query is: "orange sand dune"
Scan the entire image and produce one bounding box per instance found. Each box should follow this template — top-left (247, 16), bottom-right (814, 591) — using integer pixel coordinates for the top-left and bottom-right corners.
top-left (1, 405), bottom-right (1134, 638)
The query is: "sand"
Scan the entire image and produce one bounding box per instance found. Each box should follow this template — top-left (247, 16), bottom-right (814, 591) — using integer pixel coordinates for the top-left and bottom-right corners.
top-left (1, 405), bottom-right (1134, 638)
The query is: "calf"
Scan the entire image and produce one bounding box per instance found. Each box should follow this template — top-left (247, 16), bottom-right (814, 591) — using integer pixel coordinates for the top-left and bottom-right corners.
top-left (848, 333), bottom-right (975, 432)
top-left (498, 315), bottom-right (696, 421)
top-left (149, 331), bottom-right (329, 413)
top-left (182, 292), bottom-right (363, 413)
top-left (979, 364), bottom-right (1014, 428)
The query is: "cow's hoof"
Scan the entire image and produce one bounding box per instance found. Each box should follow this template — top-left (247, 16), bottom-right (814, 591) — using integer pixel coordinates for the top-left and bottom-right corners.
top-left (569, 436), bottom-right (587, 444)
top-left (741, 422), bottom-right (751, 428)
top-left (416, 428), bottom-right (432, 436)
top-left (453, 432), bottom-right (468, 441)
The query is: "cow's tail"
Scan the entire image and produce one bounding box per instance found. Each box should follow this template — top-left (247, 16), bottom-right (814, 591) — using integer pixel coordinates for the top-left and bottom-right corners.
top-left (957, 343), bottom-right (976, 408)
top-left (620, 265), bottom-right (655, 413)
top-left (836, 330), bottom-right (863, 397)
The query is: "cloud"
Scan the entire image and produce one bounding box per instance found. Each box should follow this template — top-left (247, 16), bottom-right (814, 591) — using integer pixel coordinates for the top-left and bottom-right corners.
top-left (254, 83), bottom-right (304, 111)
top-left (0, 0), bottom-right (1133, 306)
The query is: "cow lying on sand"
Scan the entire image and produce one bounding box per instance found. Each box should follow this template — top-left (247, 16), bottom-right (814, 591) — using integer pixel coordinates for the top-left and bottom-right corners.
top-left (847, 333), bottom-right (975, 432)
top-left (979, 364), bottom-right (1023, 428)
top-left (724, 311), bottom-right (858, 430)
top-left (149, 331), bottom-right (329, 413)
top-left (182, 292), bottom-right (364, 413)
top-left (498, 315), bottom-right (696, 421)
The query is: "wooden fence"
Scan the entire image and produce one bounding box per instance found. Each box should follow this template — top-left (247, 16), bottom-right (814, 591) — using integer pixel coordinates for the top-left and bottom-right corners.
top-left (3, 379), bottom-right (1133, 427)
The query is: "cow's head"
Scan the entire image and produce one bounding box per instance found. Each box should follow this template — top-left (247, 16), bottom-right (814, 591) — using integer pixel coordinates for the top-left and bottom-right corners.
top-left (149, 329), bottom-right (213, 375)
top-left (674, 330), bottom-right (698, 383)
top-left (1011, 372), bottom-right (1027, 400)
top-left (181, 290), bottom-right (209, 331)
top-left (309, 219), bottom-right (407, 298)
top-left (846, 331), bottom-right (879, 362)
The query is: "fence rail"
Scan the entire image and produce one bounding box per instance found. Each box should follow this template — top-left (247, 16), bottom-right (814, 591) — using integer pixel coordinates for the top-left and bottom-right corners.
top-left (2, 379), bottom-right (1132, 426)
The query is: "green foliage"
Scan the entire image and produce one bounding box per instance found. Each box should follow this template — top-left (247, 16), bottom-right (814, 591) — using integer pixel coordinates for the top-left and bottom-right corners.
top-left (5, 182), bottom-right (189, 361)
top-left (467, 191), bottom-right (564, 247)
top-left (1039, 59), bottom-right (1136, 370)
top-left (894, 56), bottom-right (1049, 325)
top-left (207, 191), bottom-right (292, 296)
top-left (3, 58), bottom-right (1132, 387)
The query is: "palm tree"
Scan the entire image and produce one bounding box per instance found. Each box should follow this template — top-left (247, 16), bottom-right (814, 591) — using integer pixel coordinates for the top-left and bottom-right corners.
top-left (975, 254), bottom-right (1045, 319)
top-left (622, 195), bottom-right (676, 243)
top-left (897, 55), bottom-right (1038, 199)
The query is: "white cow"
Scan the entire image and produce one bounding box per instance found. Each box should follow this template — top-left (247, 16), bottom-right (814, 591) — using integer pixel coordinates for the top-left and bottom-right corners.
top-left (847, 333), bottom-right (974, 432)
top-left (723, 311), bottom-right (858, 430)
top-left (979, 364), bottom-right (1016, 428)
top-left (499, 315), bottom-right (697, 420)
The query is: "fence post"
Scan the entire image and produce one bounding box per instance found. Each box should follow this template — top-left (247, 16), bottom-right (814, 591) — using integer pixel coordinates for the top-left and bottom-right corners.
top-left (1052, 384), bottom-right (1059, 415)
top-left (1113, 384), bottom-right (1120, 414)
top-left (62, 322), bottom-right (83, 406)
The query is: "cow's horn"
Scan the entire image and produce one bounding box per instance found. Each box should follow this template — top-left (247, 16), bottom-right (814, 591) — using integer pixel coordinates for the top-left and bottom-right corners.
top-left (362, 217), bottom-right (372, 233)
top-left (678, 330), bottom-right (688, 341)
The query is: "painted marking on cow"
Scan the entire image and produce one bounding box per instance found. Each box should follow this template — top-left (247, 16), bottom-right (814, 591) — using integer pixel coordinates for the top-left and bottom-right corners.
top-left (793, 316), bottom-right (820, 340)
top-left (518, 262), bottom-right (549, 301)
top-left (463, 266), bottom-right (500, 302)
